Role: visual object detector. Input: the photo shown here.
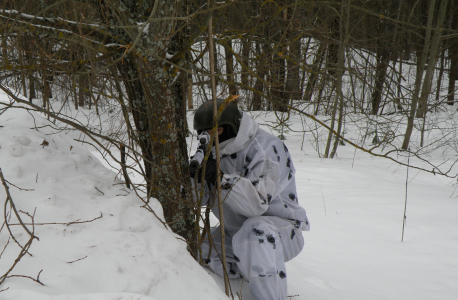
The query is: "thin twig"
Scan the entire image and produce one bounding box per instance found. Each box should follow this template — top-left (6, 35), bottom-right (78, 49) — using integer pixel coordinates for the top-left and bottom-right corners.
top-left (352, 147), bottom-right (357, 168)
top-left (402, 148), bottom-right (411, 242)
top-left (67, 256), bottom-right (88, 264)
top-left (7, 212), bottom-right (103, 226)
top-left (0, 169), bottom-right (37, 286)
top-left (320, 185), bottom-right (327, 216)
top-left (7, 270), bottom-right (44, 286)
top-left (95, 187), bottom-right (104, 195)
top-left (0, 168), bottom-right (38, 239)
top-left (208, 5), bottom-right (232, 297)
top-left (4, 180), bottom-right (34, 191)
top-left (0, 236), bottom-right (10, 259)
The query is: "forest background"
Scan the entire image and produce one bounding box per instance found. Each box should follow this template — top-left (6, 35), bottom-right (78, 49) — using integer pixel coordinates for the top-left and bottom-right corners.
top-left (1, 0), bottom-right (458, 289)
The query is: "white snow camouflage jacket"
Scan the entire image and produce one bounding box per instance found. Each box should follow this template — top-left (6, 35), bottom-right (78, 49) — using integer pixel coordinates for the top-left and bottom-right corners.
top-left (193, 112), bottom-right (310, 235)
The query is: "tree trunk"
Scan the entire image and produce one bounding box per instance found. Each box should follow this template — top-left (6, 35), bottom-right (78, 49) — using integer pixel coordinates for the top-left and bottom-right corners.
top-left (252, 42), bottom-right (264, 110)
top-left (447, 0), bottom-right (458, 105)
top-left (448, 52), bottom-right (458, 105)
top-left (330, 0), bottom-right (350, 158)
top-left (285, 36), bottom-right (302, 102)
top-left (28, 77), bottom-right (35, 103)
top-left (42, 68), bottom-right (51, 108)
top-left (313, 74), bottom-right (327, 115)
top-left (224, 38), bottom-right (237, 96)
top-left (187, 71), bottom-right (193, 109)
top-left (72, 74), bottom-right (78, 110)
top-left (323, 81), bottom-right (337, 158)
top-left (24, 35), bottom-right (36, 102)
top-left (416, 0), bottom-right (449, 118)
top-left (241, 38), bottom-right (250, 92)
top-left (18, 35), bottom-right (27, 97)
top-left (118, 53), bottom-right (195, 241)
top-left (78, 73), bottom-right (86, 108)
top-left (105, 0), bottom-right (196, 245)
top-left (402, 0), bottom-right (438, 150)
top-left (271, 42), bottom-right (287, 111)
top-left (435, 45), bottom-right (445, 105)
top-left (370, 48), bottom-right (389, 115)
top-left (304, 42), bottom-right (325, 102)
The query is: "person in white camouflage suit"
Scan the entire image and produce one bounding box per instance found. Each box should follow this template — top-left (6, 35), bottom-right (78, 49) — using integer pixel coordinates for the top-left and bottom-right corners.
top-left (191, 99), bottom-right (310, 300)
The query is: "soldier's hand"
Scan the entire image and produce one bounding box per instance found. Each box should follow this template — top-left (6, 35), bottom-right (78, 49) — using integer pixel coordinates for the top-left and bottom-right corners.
top-left (202, 159), bottom-right (217, 185)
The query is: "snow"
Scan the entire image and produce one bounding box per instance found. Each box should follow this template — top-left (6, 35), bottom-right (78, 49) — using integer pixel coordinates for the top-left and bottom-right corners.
top-left (1, 90), bottom-right (458, 300)
top-left (0, 92), bottom-right (228, 300)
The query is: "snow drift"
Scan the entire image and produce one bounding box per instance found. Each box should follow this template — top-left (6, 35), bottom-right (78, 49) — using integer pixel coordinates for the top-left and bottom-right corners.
top-left (0, 93), bottom-right (228, 300)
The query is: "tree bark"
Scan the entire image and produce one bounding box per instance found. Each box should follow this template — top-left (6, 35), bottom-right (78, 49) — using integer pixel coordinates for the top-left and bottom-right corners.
top-left (101, 0), bottom-right (196, 244)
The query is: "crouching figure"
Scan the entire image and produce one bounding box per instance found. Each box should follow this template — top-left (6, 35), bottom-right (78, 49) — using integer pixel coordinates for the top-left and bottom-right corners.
top-left (191, 99), bottom-right (310, 300)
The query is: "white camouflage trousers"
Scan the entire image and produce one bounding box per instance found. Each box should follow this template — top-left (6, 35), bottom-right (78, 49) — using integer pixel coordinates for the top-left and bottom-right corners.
top-left (201, 216), bottom-right (304, 300)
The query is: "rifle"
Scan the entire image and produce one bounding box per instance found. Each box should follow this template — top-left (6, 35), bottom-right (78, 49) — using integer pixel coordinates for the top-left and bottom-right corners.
top-left (189, 131), bottom-right (211, 178)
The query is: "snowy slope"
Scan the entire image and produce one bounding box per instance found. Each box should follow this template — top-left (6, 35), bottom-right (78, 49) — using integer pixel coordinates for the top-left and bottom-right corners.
top-left (0, 92), bottom-right (228, 300)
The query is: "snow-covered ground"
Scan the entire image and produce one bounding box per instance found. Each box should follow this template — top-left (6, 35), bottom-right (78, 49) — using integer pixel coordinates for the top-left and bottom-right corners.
top-left (0, 92), bottom-right (228, 300)
top-left (1, 90), bottom-right (458, 300)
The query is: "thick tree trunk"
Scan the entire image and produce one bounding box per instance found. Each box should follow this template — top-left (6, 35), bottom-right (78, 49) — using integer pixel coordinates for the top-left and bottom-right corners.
top-left (105, 0), bottom-right (195, 246)
top-left (118, 54), bottom-right (194, 242)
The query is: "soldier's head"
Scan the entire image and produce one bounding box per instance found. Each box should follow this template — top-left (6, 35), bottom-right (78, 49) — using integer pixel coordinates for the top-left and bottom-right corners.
top-left (193, 99), bottom-right (242, 142)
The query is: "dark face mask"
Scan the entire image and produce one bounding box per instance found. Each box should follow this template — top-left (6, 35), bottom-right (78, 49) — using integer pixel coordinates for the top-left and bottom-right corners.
top-left (198, 124), bottom-right (237, 144)
top-left (218, 124), bottom-right (237, 143)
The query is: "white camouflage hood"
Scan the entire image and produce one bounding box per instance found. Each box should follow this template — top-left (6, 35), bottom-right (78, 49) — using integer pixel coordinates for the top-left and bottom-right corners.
top-left (220, 112), bottom-right (258, 156)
